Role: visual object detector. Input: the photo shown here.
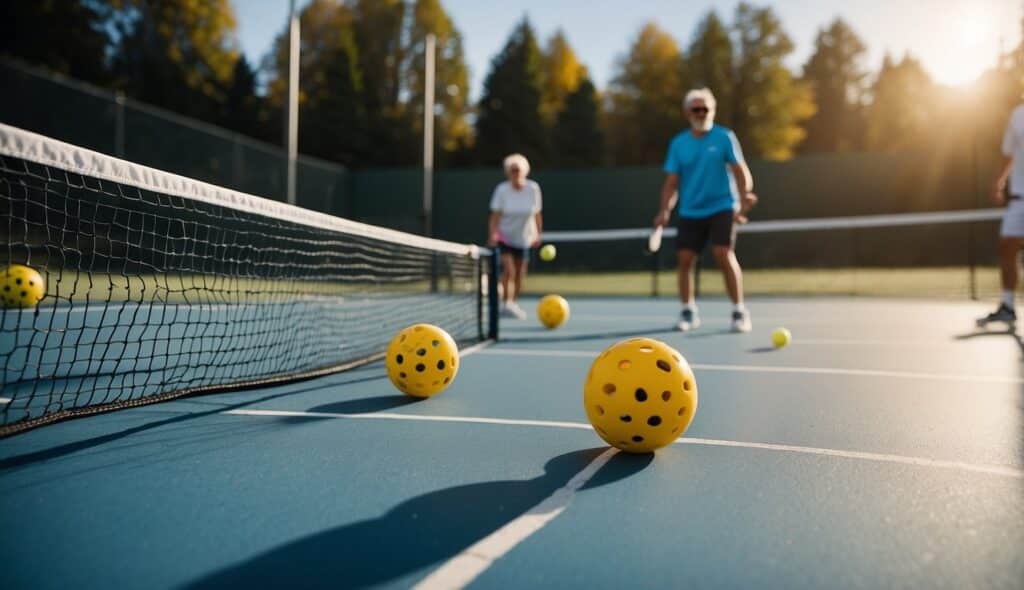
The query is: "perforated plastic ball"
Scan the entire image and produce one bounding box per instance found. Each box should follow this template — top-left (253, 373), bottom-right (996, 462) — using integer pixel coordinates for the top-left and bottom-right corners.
top-left (537, 294), bottom-right (569, 329)
top-left (386, 324), bottom-right (460, 398)
top-left (583, 337), bottom-right (698, 453)
top-left (1, 264), bottom-right (45, 309)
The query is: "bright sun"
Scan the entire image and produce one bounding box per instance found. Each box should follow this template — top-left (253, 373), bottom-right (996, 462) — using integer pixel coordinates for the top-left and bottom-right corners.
top-left (938, 13), bottom-right (993, 86)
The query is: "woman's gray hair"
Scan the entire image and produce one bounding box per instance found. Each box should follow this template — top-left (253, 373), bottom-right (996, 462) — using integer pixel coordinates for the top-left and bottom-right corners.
top-left (503, 153), bottom-right (530, 176)
top-left (684, 88), bottom-right (717, 111)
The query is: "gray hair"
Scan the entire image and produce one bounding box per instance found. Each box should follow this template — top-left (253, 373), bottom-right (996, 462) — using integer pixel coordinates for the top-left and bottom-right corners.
top-left (684, 88), bottom-right (717, 111)
top-left (503, 153), bottom-right (530, 176)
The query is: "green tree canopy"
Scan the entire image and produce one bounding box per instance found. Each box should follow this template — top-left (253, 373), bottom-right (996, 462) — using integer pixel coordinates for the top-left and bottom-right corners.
top-left (731, 3), bottom-right (814, 160)
top-left (552, 78), bottom-right (605, 167)
top-left (605, 22), bottom-right (688, 165)
top-left (540, 30), bottom-right (588, 126)
top-left (474, 17), bottom-right (549, 167)
top-left (406, 0), bottom-right (473, 160)
top-left (266, 0), bottom-right (365, 163)
top-left (109, 0), bottom-right (240, 121)
top-left (688, 11), bottom-right (734, 126)
top-left (800, 18), bottom-right (868, 152)
top-left (864, 54), bottom-right (935, 151)
top-left (0, 0), bottom-right (111, 85)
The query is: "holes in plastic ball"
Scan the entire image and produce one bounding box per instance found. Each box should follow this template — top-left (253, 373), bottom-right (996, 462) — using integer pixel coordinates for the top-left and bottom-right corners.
top-left (635, 388), bottom-right (648, 402)
top-left (678, 406), bottom-right (687, 416)
top-left (415, 363), bottom-right (426, 372)
top-left (619, 414), bottom-right (632, 423)
top-left (661, 391), bottom-right (671, 402)
top-left (647, 416), bottom-right (662, 426)
top-left (437, 360), bottom-right (446, 370)
top-left (417, 348), bottom-right (427, 357)
top-left (618, 360), bottom-right (632, 370)
top-left (595, 405), bottom-right (605, 416)
top-left (631, 435), bottom-right (644, 443)
top-left (396, 354), bottom-right (404, 365)
top-left (656, 360), bottom-right (671, 373)
top-left (602, 383), bottom-right (616, 395)
top-left (683, 380), bottom-right (692, 392)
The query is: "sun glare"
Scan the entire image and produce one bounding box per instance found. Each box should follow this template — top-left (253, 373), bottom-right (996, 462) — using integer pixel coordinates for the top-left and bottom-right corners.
top-left (937, 12), bottom-right (994, 87)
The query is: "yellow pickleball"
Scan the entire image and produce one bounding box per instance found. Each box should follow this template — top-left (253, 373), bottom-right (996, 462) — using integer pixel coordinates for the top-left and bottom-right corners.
top-left (772, 327), bottom-right (791, 348)
top-left (385, 324), bottom-right (459, 398)
top-left (2, 264), bottom-right (45, 309)
top-left (537, 294), bottom-right (569, 329)
top-left (539, 244), bottom-right (556, 262)
top-left (583, 338), bottom-right (698, 453)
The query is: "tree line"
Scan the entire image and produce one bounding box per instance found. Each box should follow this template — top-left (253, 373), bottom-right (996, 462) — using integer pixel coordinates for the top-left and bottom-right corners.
top-left (3, 0), bottom-right (1023, 169)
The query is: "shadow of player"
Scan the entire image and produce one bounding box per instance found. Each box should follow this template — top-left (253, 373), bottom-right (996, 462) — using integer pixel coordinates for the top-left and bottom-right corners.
top-left (183, 447), bottom-right (652, 589)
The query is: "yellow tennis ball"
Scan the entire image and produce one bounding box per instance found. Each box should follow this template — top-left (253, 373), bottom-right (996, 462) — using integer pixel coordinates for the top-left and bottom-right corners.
top-left (539, 244), bottom-right (556, 262)
top-left (2, 264), bottom-right (45, 309)
top-left (772, 327), bottom-right (791, 348)
top-left (583, 338), bottom-right (698, 453)
top-left (385, 324), bottom-right (459, 398)
top-left (537, 294), bottom-right (569, 329)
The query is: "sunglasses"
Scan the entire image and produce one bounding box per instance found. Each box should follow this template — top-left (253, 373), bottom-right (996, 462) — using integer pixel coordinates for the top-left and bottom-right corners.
top-left (689, 107), bottom-right (709, 114)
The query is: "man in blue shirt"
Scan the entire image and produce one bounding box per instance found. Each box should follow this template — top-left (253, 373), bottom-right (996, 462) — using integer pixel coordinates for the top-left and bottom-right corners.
top-left (653, 88), bottom-right (757, 332)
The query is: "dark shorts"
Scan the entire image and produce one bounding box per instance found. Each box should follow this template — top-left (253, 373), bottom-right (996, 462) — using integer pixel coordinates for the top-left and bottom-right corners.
top-left (675, 210), bottom-right (737, 253)
top-left (498, 242), bottom-right (531, 263)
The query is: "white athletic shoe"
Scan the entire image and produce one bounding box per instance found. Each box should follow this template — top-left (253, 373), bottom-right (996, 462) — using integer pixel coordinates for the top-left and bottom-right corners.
top-left (506, 301), bottom-right (527, 320)
top-left (676, 308), bottom-right (701, 332)
top-left (730, 309), bottom-right (752, 333)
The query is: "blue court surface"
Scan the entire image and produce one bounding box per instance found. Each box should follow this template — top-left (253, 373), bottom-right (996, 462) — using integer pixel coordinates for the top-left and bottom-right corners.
top-left (2, 296), bottom-right (1022, 589)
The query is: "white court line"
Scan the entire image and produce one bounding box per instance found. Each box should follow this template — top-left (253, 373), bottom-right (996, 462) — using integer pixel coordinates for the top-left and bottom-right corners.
top-left (475, 348), bottom-right (1024, 384)
top-left (459, 340), bottom-right (493, 357)
top-left (225, 409), bottom-right (1024, 479)
top-left (567, 314), bottom-right (988, 327)
top-left (413, 447), bottom-right (619, 590)
top-left (0, 397), bottom-right (11, 404)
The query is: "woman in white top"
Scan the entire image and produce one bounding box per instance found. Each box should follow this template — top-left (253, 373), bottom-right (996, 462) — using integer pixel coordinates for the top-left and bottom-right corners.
top-left (487, 153), bottom-right (543, 319)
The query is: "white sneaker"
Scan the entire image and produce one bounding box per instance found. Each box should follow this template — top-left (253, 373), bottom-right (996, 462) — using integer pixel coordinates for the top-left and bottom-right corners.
top-left (730, 309), bottom-right (752, 333)
top-left (499, 303), bottom-right (517, 319)
top-left (676, 308), bottom-right (701, 332)
top-left (506, 301), bottom-right (527, 320)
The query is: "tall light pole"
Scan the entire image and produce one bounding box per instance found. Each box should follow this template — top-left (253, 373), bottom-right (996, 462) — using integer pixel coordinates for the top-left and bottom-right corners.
top-left (286, 0), bottom-right (300, 205)
top-left (423, 34), bottom-right (436, 236)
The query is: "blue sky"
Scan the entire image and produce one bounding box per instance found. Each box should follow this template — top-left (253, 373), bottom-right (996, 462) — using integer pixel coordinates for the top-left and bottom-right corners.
top-left (233, 0), bottom-right (1020, 98)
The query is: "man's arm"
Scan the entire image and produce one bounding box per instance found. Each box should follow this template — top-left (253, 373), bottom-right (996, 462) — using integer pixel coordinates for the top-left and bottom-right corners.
top-left (729, 162), bottom-right (757, 222)
top-left (992, 156), bottom-right (1013, 205)
top-left (653, 174), bottom-right (679, 227)
top-left (533, 212), bottom-right (543, 246)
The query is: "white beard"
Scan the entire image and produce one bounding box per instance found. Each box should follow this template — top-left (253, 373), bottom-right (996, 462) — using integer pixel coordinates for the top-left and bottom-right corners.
top-left (691, 117), bottom-right (714, 132)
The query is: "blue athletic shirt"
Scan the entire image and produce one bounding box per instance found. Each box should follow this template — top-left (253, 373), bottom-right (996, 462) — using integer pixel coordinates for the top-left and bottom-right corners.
top-left (662, 124), bottom-right (744, 218)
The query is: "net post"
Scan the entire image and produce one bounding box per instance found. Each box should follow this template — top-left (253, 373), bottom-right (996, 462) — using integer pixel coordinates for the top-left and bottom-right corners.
top-left (650, 245), bottom-right (660, 297)
top-left (488, 250), bottom-right (500, 340)
top-left (477, 255), bottom-right (484, 340)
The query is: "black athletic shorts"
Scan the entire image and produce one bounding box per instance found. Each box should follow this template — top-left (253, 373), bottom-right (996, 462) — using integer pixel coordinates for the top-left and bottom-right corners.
top-left (498, 242), bottom-right (531, 262)
top-left (675, 209), bottom-right (737, 253)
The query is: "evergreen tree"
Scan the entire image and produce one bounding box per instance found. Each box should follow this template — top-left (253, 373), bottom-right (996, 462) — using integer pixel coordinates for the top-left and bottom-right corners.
top-left (800, 18), bottom-right (868, 152)
top-left (688, 11), bottom-right (734, 126)
top-left (474, 17), bottom-right (549, 167)
top-left (552, 78), bottom-right (605, 167)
